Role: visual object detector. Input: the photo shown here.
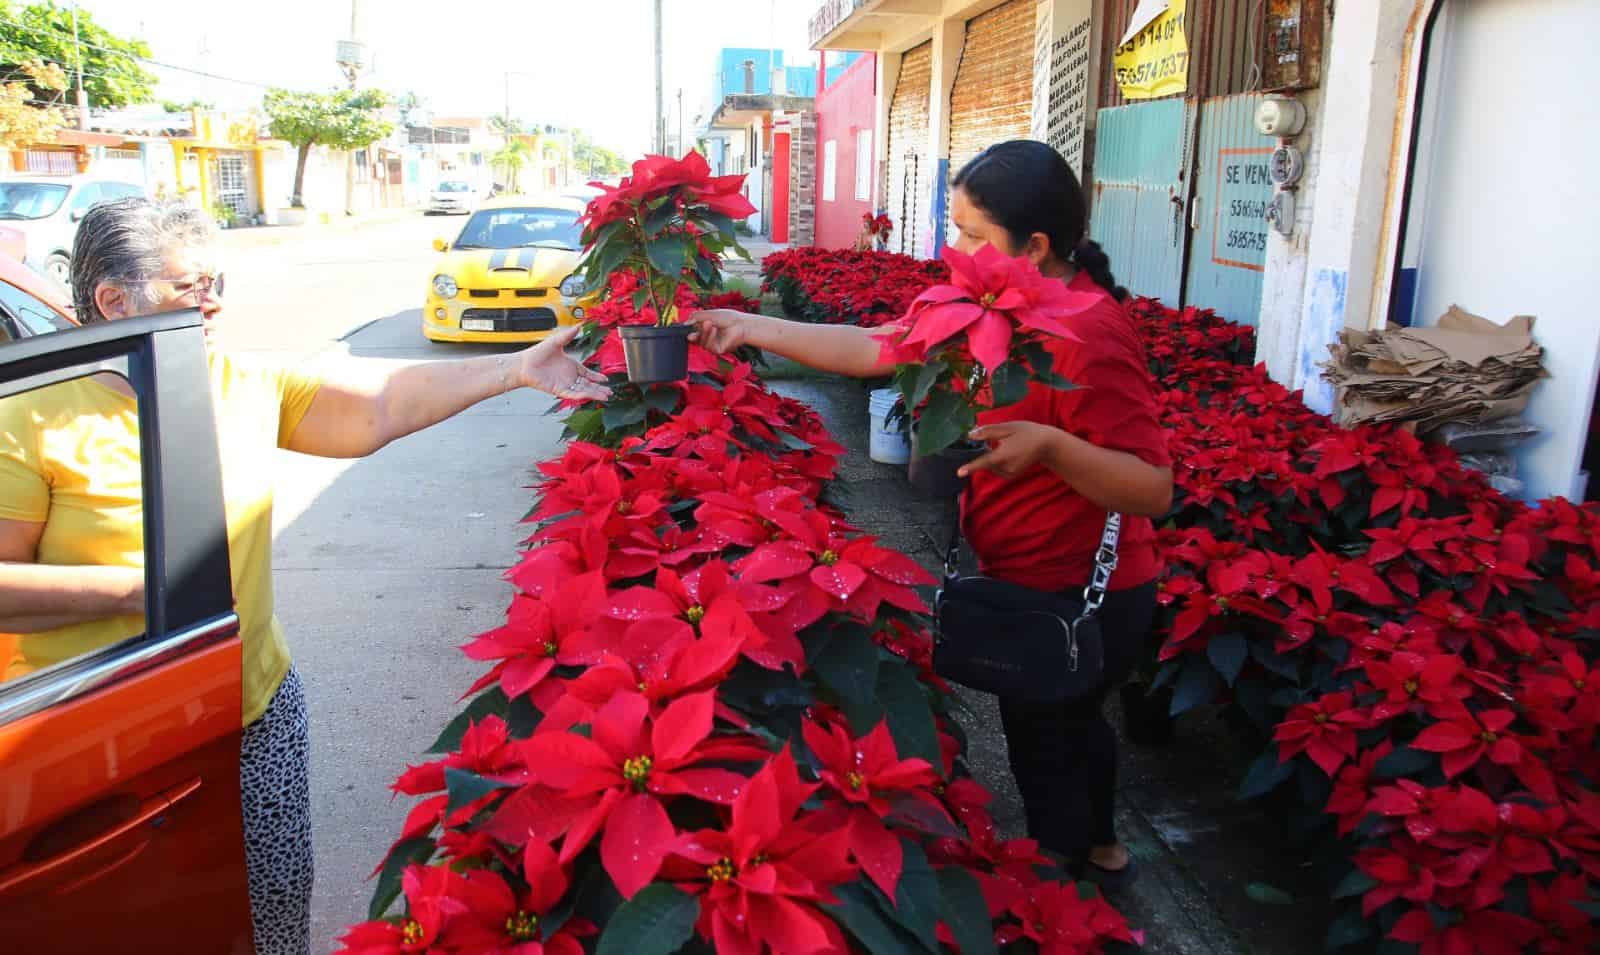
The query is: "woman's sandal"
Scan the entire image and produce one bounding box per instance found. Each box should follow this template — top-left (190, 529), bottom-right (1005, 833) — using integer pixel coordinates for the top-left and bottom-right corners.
top-left (1077, 856), bottom-right (1139, 893)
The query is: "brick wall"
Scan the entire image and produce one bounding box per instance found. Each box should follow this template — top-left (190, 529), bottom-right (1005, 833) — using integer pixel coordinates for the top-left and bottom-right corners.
top-left (787, 112), bottom-right (817, 247)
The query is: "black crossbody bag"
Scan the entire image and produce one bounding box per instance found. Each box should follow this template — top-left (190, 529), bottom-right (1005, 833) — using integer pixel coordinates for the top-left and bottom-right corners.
top-left (933, 507), bottom-right (1121, 705)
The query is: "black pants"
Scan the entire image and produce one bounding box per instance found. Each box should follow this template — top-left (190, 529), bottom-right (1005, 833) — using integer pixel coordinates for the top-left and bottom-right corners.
top-left (997, 581), bottom-right (1158, 861)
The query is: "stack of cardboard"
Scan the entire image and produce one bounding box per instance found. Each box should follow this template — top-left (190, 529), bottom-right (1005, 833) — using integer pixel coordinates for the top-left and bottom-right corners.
top-left (1322, 306), bottom-right (1545, 433)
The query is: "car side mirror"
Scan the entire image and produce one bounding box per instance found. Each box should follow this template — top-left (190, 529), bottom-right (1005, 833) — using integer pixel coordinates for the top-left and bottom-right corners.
top-left (69, 208), bottom-right (86, 222)
top-left (431, 237), bottom-right (448, 252)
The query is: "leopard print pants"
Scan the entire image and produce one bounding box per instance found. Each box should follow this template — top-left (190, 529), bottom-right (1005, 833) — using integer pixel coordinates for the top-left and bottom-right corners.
top-left (240, 666), bottom-right (313, 955)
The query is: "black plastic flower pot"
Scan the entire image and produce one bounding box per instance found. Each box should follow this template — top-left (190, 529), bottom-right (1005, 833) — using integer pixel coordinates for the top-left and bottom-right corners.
top-left (1120, 681), bottom-right (1177, 746)
top-left (907, 439), bottom-right (987, 497)
top-left (619, 323), bottom-right (694, 384)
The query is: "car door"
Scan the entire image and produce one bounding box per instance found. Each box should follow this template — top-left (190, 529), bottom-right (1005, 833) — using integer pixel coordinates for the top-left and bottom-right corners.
top-left (0, 310), bottom-right (252, 952)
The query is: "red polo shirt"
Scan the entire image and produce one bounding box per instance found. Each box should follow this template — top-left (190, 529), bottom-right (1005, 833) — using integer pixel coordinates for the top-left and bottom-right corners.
top-left (962, 270), bottom-right (1170, 591)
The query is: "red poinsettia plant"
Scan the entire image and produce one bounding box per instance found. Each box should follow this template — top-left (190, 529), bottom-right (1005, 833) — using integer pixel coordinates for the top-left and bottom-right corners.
top-left (577, 151), bottom-right (756, 327)
top-left (861, 212), bottom-right (893, 237)
top-left (874, 243), bottom-right (1098, 457)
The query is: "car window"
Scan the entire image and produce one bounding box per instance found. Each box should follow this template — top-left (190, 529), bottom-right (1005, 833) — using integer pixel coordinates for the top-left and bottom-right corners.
top-left (0, 371), bottom-right (147, 686)
top-left (0, 280), bottom-right (71, 336)
top-left (101, 182), bottom-right (143, 201)
top-left (454, 207), bottom-right (582, 250)
top-left (68, 182), bottom-right (103, 213)
top-left (437, 181), bottom-right (470, 193)
top-left (0, 182), bottom-right (70, 220)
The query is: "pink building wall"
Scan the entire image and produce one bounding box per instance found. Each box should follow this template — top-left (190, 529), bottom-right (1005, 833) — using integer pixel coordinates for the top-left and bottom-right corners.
top-left (813, 53), bottom-right (877, 250)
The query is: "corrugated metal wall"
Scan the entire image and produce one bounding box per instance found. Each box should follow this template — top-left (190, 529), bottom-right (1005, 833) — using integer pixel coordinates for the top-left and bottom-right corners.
top-left (1088, 98), bottom-right (1192, 306)
top-left (886, 42), bottom-right (933, 257)
top-left (1184, 93), bottom-right (1275, 324)
top-left (946, 0), bottom-right (1036, 244)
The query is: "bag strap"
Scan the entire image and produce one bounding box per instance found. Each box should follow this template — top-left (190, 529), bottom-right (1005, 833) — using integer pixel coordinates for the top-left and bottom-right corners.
top-left (942, 494), bottom-right (1121, 620)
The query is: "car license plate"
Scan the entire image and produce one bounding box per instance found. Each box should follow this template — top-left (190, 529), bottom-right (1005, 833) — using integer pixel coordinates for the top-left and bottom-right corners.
top-left (461, 319), bottom-right (495, 331)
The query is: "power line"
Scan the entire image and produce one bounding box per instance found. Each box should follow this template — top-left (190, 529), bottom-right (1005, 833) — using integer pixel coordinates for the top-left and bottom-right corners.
top-left (0, 14), bottom-right (301, 91)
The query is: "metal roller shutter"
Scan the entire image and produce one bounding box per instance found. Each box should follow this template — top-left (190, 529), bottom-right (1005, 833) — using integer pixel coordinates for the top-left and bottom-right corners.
top-left (946, 0), bottom-right (1036, 245)
top-left (886, 42), bottom-right (932, 257)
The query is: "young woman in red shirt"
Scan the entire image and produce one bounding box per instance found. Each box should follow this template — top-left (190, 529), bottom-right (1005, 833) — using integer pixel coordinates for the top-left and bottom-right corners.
top-left (691, 139), bottom-right (1172, 888)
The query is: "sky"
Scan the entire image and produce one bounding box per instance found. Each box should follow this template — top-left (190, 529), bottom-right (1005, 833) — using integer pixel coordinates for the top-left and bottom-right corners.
top-left (87, 0), bottom-right (819, 157)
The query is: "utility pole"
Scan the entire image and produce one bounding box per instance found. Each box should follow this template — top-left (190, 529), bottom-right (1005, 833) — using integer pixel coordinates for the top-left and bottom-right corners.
top-left (677, 87), bottom-right (684, 157)
top-left (69, 1), bottom-right (87, 130)
top-left (336, 0), bottom-right (366, 215)
top-left (652, 0), bottom-right (664, 154)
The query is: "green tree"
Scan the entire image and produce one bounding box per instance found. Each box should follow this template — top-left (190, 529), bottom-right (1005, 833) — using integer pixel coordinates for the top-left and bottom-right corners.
top-left (159, 97), bottom-right (213, 113)
top-left (0, 58), bottom-right (65, 150)
top-left (489, 112), bottom-right (523, 137)
top-left (571, 128), bottom-right (627, 177)
top-left (263, 87), bottom-right (392, 209)
top-left (0, 1), bottom-right (157, 108)
top-left (394, 90), bottom-right (424, 128)
top-left (492, 139), bottom-right (530, 193)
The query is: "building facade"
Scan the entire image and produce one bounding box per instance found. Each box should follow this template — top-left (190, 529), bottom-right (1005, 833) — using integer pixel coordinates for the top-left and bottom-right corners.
top-left (812, 51), bottom-right (878, 249)
top-left (810, 0), bottom-right (1599, 504)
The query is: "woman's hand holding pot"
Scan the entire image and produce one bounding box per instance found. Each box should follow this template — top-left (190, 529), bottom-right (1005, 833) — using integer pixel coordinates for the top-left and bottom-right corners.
top-left (688, 309), bottom-right (755, 354)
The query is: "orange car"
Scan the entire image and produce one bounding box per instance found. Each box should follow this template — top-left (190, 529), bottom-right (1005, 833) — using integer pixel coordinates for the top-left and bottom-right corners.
top-left (0, 252), bottom-right (76, 342)
top-left (0, 310), bottom-right (253, 950)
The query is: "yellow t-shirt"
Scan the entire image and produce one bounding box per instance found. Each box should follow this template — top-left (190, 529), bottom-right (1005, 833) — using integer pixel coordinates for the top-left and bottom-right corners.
top-left (0, 350), bottom-right (322, 726)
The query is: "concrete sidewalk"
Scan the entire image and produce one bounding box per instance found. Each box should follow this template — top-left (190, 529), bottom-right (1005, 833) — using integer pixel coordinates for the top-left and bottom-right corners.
top-left (219, 206), bottom-right (423, 251)
top-left (764, 362), bottom-right (1332, 955)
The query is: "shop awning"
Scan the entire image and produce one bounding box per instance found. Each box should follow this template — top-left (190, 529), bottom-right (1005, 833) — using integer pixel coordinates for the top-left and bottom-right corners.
top-left (709, 94), bottom-right (816, 129)
top-left (52, 129), bottom-right (126, 148)
top-left (808, 0), bottom-right (945, 51)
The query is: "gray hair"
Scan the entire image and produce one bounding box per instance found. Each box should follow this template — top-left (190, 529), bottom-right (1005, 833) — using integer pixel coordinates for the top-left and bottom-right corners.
top-left (71, 197), bottom-right (215, 323)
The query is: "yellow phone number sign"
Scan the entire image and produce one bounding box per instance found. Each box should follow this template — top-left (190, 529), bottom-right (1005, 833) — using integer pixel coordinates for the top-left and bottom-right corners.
top-left (1114, 0), bottom-right (1189, 100)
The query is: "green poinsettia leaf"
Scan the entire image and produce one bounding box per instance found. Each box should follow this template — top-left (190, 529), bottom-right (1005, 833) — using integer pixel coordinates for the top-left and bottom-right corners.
top-left (594, 884), bottom-right (699, 955)
top-left (1332, 868), bottom-right (1379, 899)
top-left (1245, 882), bottom-right (1295, 905)
top-left (645, 235), bottom-right (690, 277)
top-left (428, 688), bottom-right (509, 753)
top-left (643, 200), bottom-right (678, 237)
top-left (911, 388), bottom-right (975, 459)
top-left (602, 399), bottom-right (651, 432)
top-left (1325, 909), bottom-right (1372, 950)
top-left (1207, 632), bottom-right (1249, 687)
top-left (443, 767), bottom-right (515, 814)
top-left (809, 623), bottom-right (882, 727)
top-left (989, 361), bottom-right (1030, 408)
top-left (936, 867), bottom-right (999, 955)
top-left (1238, 748), bottom-right (1295, 800)
top-left (1170, 659), bottom-right (1222, 715)
top-left (901, 361), bottom-right (944, 412)
top-left (368, 837), bottom-right (435, 920)
top-left (876, 662), bottom-right (941, 771)
top-left (823, 882), bottom-right (929, 955)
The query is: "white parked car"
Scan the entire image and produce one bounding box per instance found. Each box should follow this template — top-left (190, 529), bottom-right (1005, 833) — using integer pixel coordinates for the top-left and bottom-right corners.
top-left (425, 180), bottom-right (480, 215)
top-left (0, 176), bottom-right (145, 289)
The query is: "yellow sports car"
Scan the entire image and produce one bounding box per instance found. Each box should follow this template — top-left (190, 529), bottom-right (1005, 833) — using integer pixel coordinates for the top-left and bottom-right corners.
top-left (423, 194), bottom-right (593, 343)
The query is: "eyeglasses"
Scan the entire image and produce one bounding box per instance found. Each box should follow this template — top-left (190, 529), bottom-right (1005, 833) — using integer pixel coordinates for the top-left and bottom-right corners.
top-left (154, 271), bottom-right (225, 304)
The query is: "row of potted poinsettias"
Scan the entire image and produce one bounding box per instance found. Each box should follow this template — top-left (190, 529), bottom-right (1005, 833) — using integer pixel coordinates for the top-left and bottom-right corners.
top-left (768, 250), bottom-right (1600, 954)
top-left (336, 158), bottom-right (1143, 955)
top-left (762, 247), bottom-right (951, 329)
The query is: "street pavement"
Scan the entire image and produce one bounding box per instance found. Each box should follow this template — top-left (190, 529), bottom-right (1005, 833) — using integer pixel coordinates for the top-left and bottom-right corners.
top-left (220, 212), bottom-right (564, 952)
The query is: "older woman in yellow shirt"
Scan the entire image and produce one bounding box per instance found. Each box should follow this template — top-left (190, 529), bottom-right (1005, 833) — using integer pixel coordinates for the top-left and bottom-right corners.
top-left (0, 197), bottom-right (609, 955)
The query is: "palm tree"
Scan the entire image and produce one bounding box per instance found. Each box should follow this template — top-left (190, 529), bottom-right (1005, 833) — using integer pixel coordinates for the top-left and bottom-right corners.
top-left (492, 140), bottom-right (531, 194)
top-left (489, 113), bottom-right (524, 137)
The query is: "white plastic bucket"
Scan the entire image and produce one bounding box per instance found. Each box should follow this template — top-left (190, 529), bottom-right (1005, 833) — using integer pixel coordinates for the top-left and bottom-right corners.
top-left (868, 388), bottom-right (911, 465)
